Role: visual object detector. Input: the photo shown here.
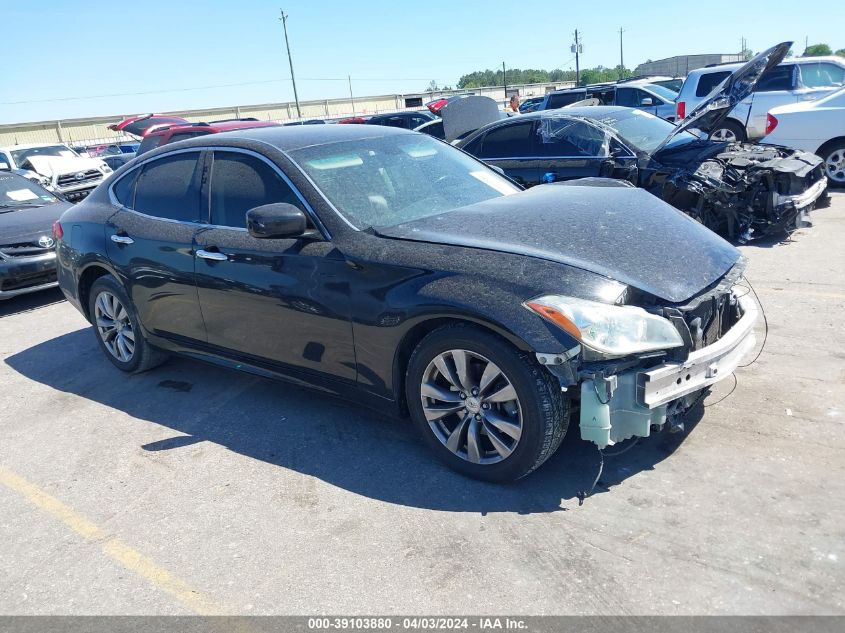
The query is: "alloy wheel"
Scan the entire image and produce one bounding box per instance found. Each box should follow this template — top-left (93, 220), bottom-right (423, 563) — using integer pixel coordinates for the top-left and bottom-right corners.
top-left (710, 127), bottom-right (738, 142)
top-left (94, 291), bottom-right (135, 363)
top-left (420, 349), bottom-right (522, 464)
top-left (825, 149), bottom-right (845, 184)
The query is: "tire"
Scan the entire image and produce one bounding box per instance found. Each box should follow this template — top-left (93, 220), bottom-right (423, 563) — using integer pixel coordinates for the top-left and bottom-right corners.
top-left (818, 140), bottom-right (845, 188)
top-left (405, 324), bottom-right (569, 482)
top-left (87, 274), bottom-right (167, 373)
top-left (709, 120), bottom-right (746, 143)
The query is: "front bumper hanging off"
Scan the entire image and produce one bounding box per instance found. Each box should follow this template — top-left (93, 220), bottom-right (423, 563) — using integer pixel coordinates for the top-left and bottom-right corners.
top-left (578, 293), bottom-right (759, 448)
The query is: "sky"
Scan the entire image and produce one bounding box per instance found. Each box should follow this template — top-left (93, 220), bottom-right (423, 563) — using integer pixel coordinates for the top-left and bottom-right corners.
top-left (2, 0), bottom-right (844, 124)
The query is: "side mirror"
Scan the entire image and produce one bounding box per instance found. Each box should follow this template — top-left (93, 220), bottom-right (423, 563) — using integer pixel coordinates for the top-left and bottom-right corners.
top-left (246, 203), bottom-right (308, 239)
top-left (489, 165), bottom-right (506, 176)
top-left (0, 162), bottom-right (9, 171)
top-left (640, 97), bottom-right (654, 106)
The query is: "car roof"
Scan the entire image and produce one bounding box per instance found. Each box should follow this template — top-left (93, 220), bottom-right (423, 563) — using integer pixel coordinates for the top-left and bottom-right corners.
top-left (168, 122), bottom-right (416, 153)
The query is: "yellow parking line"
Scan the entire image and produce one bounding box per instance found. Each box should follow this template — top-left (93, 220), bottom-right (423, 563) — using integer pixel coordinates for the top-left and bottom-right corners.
top-left (0, 466), bottom-right (223, 615)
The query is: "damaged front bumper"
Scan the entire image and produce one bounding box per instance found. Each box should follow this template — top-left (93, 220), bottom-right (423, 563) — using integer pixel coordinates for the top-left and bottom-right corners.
top-left (577, 293), bottom-right (758, 448)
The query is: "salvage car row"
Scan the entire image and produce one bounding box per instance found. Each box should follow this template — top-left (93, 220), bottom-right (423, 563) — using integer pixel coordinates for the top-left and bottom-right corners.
top-left (0, 43), bottom-right (838, 482)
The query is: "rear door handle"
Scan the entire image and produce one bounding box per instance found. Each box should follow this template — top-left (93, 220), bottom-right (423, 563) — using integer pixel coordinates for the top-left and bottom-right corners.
top-left (110, 234), bottom-right (134, 245)
top-left (196, 249), bottom-right (228, 262)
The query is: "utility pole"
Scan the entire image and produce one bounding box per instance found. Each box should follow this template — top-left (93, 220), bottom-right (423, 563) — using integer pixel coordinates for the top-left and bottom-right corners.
top-left (503, 61), bottom-right (507, 98)
top-left (619, 27), bottom-right (625, 79)
top-left (572, 30), bottom-right (581, 86)
top-left (348, 75), bottom-right (355, 116)
top-left (279, 9), bottom-right (301, 118)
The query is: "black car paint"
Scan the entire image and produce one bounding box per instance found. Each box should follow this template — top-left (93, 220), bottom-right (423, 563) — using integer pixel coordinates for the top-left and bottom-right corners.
top-left (56, 126), bottom-right (740, 409)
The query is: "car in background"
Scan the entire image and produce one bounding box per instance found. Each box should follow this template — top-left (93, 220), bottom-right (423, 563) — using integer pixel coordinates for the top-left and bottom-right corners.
top-left (55, 125), bottom-right (756, 481)
top-left (540, 78), bottom-right (678, 120)
top-left (109, 114), bottom-right (191, 137)
top-left (425, 94), bottom-right (474, 116)
top-left (458, 44), bottom-right (828, 242)
top-left (0, 143), bottom-right (112, 202)
top-left (336, 116), bottom-right (370, 124)
top-left (518, 97), bottom-right (544, 113)
top-left (762, 86), bottom-right (845, 187)
top-left (282, 119), bottom-right (326, 126)
top-left (101, 153), bottom-right (136, 170)
top-left (136, 119), bottom-right (281, 155)
top-left (675, 55), bottom-right (845, 142)
top-left (365, 111), bottom-right (437, 130)
top-left (0, 172), bottom-right (72, 299)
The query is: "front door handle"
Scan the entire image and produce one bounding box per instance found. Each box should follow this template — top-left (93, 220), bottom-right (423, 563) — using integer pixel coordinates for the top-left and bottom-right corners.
top-left (110, 234), bottom-right (134, 245)
top-left (196, 249), bottom-right (229, 262)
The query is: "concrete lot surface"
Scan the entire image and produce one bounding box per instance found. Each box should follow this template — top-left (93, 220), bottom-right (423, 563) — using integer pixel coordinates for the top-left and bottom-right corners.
top-left (1, 194), bottom-right (843, 615)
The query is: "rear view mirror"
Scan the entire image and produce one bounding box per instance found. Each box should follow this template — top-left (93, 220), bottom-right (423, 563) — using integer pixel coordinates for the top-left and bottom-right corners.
top-left (246, 203), bottom-right (308, 239)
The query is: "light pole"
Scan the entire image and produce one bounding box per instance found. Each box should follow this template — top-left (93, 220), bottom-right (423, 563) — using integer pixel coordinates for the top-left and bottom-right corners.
top-left (279, 9), bottom-right (302, 118)
top-left (571, 30), bottom-right (582, 86)
top-left (619, 27), bottom-right (625, 79)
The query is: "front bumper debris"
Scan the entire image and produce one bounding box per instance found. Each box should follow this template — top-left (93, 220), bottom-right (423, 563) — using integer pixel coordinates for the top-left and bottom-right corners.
top-left (579, 293), bottom-right (758, 448)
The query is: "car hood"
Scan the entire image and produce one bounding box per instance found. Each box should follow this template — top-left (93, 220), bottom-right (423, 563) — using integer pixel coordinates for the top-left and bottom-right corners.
top-left (375, 185), bottom-right (739, 304)
top-left (0, 201), bottom-right (71, 245)
top-left (655, 42), bottom-right (792, 154)
top-left (23, 155), bottom-right (105, 178)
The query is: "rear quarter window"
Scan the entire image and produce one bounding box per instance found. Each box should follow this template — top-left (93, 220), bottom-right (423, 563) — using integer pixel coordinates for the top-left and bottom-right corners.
top-left (546, 91), bottom-right (587, 109)
top-left (695, 71), bottom-right (731, 97)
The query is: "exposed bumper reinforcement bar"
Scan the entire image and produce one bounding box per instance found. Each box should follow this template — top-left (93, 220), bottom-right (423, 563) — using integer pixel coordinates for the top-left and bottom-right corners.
top-left (579, 293), bottom-right (758, 448)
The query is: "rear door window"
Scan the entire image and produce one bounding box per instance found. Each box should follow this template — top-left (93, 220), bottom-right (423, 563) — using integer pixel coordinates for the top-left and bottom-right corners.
top-left (695, 71), bottom-right (731, 97)
top-left (137, 135), bottom-right (164, 155)
top-left (209, 151), bottom-right (306, 229)
top-left (133, 152), bottom-right (202, 222)
top-left (478, 122), bottom-right (535, 158)
top-left (755, 65), bottom-right (796, 92)
top-left (113, 169), bottom-right (140, 208)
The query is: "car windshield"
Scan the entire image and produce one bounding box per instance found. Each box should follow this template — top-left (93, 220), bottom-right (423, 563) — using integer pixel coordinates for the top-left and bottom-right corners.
top-left (0, 173), bottom-right (59, 209)
top-left (288, 134), bottom-right (520, 229)
top-left (595, 109), bottom-right (699, 153)
top-left (11, 145), bottom-right (77, 166)
top-left (642, 83), bottom-right (679, 102)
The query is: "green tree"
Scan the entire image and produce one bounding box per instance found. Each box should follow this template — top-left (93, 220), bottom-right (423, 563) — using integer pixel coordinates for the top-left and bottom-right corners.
top-left (803, 43), bottom-right (833, 56)
top-left (836, 49), bottom-right (845, 57)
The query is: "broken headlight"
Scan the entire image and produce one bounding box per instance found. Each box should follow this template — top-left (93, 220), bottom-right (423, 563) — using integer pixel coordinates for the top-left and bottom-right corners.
top-left (525, 296), bottom-right (683, 358)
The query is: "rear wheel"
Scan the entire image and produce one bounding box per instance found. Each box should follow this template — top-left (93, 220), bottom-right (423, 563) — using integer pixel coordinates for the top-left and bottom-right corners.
top-left (709, 120), bottom-right (746, 143)
top-left (819, 140), bottom-right (845, 187)
top-left (406, 324), bottom-right (569, 482)
top-left (88, 275), bottom-right (167, 373)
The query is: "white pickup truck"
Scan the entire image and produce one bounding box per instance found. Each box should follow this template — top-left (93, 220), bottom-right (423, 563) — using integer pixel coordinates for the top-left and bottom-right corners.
top-left (0, 143), bottom-right (112, 201)
top-left (675, 56), bottom-right (845, 142)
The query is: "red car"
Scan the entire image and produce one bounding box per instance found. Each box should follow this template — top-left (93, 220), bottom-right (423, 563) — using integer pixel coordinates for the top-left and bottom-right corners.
top-left (136, 119), bottom-right (281, 155)
top-left (108, 114), bottom-right (191, 136)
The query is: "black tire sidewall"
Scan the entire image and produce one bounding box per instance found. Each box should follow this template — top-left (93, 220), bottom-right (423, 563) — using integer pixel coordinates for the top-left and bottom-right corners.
top-left (88, 275), bottom-right (144, 373)
top-left (406, 326), bottom-right (561, 482)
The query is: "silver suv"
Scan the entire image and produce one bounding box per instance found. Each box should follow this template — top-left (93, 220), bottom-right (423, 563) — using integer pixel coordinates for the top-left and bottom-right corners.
top-left (675, 56), bottom-right (845, 142)
top-left (540, 77), bottom-right (679, 121)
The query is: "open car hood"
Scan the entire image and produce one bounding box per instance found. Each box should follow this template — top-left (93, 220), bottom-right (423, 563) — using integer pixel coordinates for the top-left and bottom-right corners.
top-left (375, 185), bottom-right (740, 304)
top-left (654, 42), bottom-right (791, 154)
top-left (24, 155), bottom-right (105, 178)
top-left (441, 96), bottom-right (506, 142)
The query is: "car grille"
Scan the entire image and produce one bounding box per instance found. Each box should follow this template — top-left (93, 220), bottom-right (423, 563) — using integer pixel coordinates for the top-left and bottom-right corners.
top-left (57, 169), bottom-right (102, 188)
top-left (682, 292), bottom-right (740, 351)
top-left (0, 242), bottom-right (55, 258)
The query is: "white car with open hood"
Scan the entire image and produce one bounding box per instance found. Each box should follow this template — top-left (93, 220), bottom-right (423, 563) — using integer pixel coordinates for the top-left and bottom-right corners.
top-left (0, 143), bottom-right (112, 201)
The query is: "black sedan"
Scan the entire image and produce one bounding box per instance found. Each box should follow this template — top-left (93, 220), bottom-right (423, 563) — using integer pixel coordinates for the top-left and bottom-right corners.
top-left (56, 126), bottom-right (757, 481)
top-left (458, 44), bottom-right (828, 242)
top-left (1, 172), bottom-right (71, 299)
top-left (365, 110), bottom-right (436, 130)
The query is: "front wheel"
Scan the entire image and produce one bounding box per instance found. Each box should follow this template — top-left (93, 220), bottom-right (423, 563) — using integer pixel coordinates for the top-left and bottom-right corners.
top-left (406, 324), bottom-right (569, 482)
top-left (88, 275), bottom-right (167, 373)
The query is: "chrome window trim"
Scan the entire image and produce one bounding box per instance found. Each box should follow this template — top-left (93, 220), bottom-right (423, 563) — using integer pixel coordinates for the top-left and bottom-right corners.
top-left (107, 145), bottom-right (330, 239)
